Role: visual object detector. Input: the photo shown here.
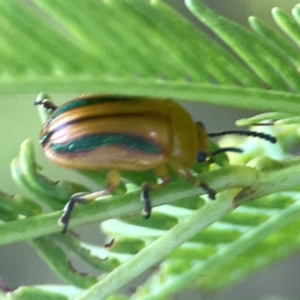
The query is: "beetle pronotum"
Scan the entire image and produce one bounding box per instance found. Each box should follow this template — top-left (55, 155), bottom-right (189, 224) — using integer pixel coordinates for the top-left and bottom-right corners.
top-left (35, 95), bottom-right (276, 233)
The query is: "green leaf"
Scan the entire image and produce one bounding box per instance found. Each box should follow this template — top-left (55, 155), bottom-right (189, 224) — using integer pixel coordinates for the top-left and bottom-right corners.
top-left (30, 236), bottom-right (97, 289)
top-left (0, 0), bottom-right (299, 111)
top-left (8, 286), bottom-right (79, 300)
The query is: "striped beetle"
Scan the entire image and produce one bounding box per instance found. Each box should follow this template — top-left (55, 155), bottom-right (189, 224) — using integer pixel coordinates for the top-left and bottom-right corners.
top-left (35, 94), bottom-right (276, 232)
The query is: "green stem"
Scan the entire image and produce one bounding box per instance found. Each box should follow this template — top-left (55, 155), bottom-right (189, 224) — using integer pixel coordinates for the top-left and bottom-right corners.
top-left (134, 192), bottom-right (300, 299)
top-left (2, 158), bottom-right (300, 246)
top-left (0, 166), bottom-right (257, 245)
top-left (71, 158), bottom-right (300, 299)
top-left (74, 191), bottom-right (235, 300)
top-left (2, 81), bottom-right (300, 112)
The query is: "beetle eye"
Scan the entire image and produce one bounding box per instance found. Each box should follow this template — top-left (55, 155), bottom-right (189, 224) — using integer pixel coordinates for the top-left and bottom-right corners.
top-left (197, 151), bottom-right (207, 162)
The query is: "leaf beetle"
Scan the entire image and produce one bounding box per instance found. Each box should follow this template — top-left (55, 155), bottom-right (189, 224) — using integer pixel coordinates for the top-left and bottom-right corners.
top-left (34, 94), bottom-right (276, 233)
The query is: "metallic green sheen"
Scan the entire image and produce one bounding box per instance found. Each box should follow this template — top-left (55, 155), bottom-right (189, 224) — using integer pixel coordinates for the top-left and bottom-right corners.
top-left (49, 96), bottom-right (137, 122)
top-left (50, 134), bottom-right (161, 154)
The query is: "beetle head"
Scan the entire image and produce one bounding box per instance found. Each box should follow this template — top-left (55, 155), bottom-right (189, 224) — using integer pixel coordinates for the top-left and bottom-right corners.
top-left (195, 121), bottom-right (209, 162)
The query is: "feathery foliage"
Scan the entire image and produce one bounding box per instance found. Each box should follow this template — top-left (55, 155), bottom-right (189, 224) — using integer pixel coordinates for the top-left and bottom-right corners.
top-left (1, 1), bottom-right (300, 299)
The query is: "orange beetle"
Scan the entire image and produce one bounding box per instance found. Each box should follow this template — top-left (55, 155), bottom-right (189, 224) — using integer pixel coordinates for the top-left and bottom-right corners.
top-left (35, 94), bottom-right (276, 232)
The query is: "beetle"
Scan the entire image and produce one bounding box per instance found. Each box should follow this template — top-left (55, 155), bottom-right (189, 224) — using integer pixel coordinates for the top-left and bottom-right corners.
top-left (34, 95), bottom-right (276, 233)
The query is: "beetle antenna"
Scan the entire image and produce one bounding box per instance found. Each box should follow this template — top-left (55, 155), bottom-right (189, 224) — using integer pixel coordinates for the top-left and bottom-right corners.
top-left (211, 147), bottom-right (243, 156)
top-left (208, 130), bottom-right (276, 144)
top-left (197, 147), bottom-right (243, 163)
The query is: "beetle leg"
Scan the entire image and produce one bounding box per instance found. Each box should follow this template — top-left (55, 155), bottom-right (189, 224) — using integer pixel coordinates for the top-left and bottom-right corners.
top-left (59, 193), bottom-right (86, 233)
top-left (187, 172), bottom-right (216, 200)
top-left (140, 183), bottom-right (152, 218)
top-left (180, 169), bottom-right (216, 200)
top-left (140, 166), bottom-right (170, 218)
top-left (59, 190), bottom-right (112, 233)
top-left (197, 182), bottom-right (216, 200)
top-left (59, 170), bottom-right (120, 233)
top-left (169, 159), bottom-right (216, 200)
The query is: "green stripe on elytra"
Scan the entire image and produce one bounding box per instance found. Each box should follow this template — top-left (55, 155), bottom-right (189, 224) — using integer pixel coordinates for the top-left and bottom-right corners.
top-left (50, 134), bottom-right (161, 154)
top-left (49, 96), bottom-right (137, 122)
